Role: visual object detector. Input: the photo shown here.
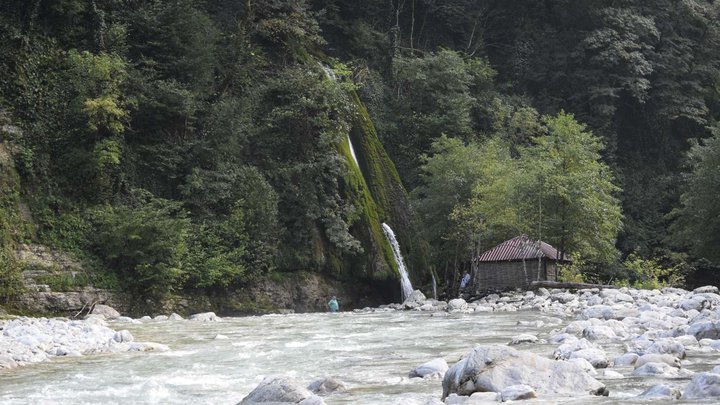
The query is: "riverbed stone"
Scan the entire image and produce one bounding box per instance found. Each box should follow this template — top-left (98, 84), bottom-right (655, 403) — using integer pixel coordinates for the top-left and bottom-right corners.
top-left (189, 312), bottom-right (222, 322)
top-left (113, 329), bottom-right (134, 343)
top-left (632, 362), bottom-right (682, 377)
top-left (638, 384), bottom-right (681, 399)
top-left (498, 384), bottom-right (536, 401)
top-left (307, 377), bottom-right (346, 395)
top-left (448, 299), bottom-right (468, 312)
top-left (410, 358), bottom-right (449, 379)
top-left (694, 286), bottom-right (720, 295)
top-left (442, 345), bottom-right (606, 400)
top-left (613, 353), bottom-right (639, 367)
top-left (509, 334), bottom-right (538, 345)
top-left (239, 375), bottom-right (325, 404)
top-left (90, 304), bottom-right (121, 319)
top-left (682, 372), bottom-right (720, 400)
top-left (634, 353), bottom-right (681, 369)
top-left (687, 320), bottom-right (720, 340)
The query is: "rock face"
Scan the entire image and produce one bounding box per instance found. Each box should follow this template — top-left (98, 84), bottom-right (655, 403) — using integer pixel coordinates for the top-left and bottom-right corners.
top-left (441, 345), bottom-right (606, 400)
top-left (239, 376), bottom-right (325, 404)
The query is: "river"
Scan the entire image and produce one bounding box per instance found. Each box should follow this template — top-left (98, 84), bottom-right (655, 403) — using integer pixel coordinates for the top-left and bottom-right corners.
top-left (0, 309), bottom-right (711, 404)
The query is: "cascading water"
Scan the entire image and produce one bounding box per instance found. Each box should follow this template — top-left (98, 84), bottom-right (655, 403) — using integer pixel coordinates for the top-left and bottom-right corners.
top-left (318, 62), bottom-right (360, 169)
top-left (381, 223), bottom-right (413, 301)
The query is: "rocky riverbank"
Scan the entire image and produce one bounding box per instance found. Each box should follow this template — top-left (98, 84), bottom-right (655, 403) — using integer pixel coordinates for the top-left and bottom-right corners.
top-left (239, 285), bottom-right (720, 403)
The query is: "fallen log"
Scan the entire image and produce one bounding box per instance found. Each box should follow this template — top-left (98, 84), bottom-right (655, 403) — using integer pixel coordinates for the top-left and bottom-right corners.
top-left (529, 281), bottom-right (619, 290)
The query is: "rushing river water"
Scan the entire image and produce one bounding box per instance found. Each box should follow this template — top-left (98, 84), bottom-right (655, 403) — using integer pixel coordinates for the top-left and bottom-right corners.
top-left (0, 309), bottom-right (714, 404)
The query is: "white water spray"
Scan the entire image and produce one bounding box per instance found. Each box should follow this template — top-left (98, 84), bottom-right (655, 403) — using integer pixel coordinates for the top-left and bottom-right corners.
top-left (381, 223), bottom-right (413, 301)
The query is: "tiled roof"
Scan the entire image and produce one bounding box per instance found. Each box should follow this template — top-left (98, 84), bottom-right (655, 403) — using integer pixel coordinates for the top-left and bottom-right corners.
top-left (476, 235), bottom-right (571, 262)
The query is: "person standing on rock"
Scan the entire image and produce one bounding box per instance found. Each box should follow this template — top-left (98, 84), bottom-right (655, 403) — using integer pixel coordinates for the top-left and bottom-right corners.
top-left (328, 296), bottom-right (339, 312)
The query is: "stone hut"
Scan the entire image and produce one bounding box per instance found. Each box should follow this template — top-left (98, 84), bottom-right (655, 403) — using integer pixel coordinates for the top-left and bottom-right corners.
top-left (471, 235), bottom-right (570, 292)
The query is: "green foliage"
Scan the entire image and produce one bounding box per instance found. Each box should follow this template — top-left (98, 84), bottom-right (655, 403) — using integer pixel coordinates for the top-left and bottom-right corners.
top-left (522, 112), bottom-right (623, 263)
top-left (669, 127), bottom-right (720, 263)
top-left (89, 190), bottom-right (190, 299)
top-left (623, 253), bottom-right (684, 289)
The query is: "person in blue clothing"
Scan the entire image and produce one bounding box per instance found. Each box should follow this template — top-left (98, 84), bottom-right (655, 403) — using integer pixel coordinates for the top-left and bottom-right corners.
top-left (459, 271), bottom-right (471, 297)
top-left (328, 296), bottom-right (339, 312)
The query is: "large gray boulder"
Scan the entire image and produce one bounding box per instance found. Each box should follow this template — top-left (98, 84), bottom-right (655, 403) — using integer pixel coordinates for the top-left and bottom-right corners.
top-left (90, 304), bottom-right (121, 319)
top-left (448, 298), bottom-right (468, 312)
top-left (687, 320), bottom-right (720, 340)
top-left (403, 290), bottom-right (427, 309)
top-left (683, 372), bottom-right (720, 400)
top-left (441, 345), bottom-right (607, 400)
top-left (239, 376), bottom-right (325, 404)
top-left (637, 384), bottom-right (681, 399)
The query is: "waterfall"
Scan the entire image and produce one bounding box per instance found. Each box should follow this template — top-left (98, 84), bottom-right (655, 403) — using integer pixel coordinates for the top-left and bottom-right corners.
top-left (318, 62), bottom-right (360, 169)
top-left (431, 273), bottom-right (437, 300)
top-left (381, 223), bottom-right (413, 301)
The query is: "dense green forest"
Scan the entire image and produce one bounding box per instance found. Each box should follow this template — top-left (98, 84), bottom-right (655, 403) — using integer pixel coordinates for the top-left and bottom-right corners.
top-left (1, 0), bottom-right (719, 305)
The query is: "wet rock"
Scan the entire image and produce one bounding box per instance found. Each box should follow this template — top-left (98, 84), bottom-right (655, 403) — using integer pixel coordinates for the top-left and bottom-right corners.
top-left (90, 304), bottom-right (121, 319)
top-left (551, 292), bottom-right (577, 304)
top-left (239, 375), bottom-right (325, 404)
top-left (307, 377), bottom-right (346, 395)
top-left (570, 348), bottom-right (610, 369)
top-left (409, 358), bottom-right (449, 379)
top-left (153, 315), bottom-right (169, 321)
top-left (694, 286), bottom-right (720, 295)
top-left (637, 384), bottom-right (681, 399)
top-left (169, 313), bottom-right (183, 320)
top-left (682, 372), bottom-right (720, 400)
top-left (443, 393), bottom-right (497, 404)
top-left (442, 345), bottom-right (606, 400)
top-left (448, 299), bottom-right (468, 312)
top-left (403, 290), bottom-right (427, 309)
top-left (498, 384), bottom-right (536, 401)
top-left (634, 353), bottom-right (681, 370)
top-left (613, 353), bottom-right (639, 367)
top-left (688, 320), bottom-right (720, 340)
top-left (113, 329), bottom-right (134, 343)
top-left (632, 362), bottom-right (682, 377)
top-left (509, 334), bottom-right (538, 345)
top-left (580, 305), bottom-right (614, 320)
top-left (582, 325), bottom-right (617, 342)
top-left (189, 312), bottom-right (222, 322)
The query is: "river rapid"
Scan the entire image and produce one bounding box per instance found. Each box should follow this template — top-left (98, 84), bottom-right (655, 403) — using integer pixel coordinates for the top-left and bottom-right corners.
top-left (2, 303), bottom-right (715, 405)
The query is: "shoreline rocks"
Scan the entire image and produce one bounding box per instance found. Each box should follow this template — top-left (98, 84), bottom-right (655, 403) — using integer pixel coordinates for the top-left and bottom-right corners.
top-left (0, 316), bottom-right (168, 370)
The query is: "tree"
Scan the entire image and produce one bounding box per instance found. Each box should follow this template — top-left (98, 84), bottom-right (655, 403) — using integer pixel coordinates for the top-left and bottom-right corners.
top-left (669, 127), bottom-right (720, 263)
top-left (521, 112), bottom-right (623, 263)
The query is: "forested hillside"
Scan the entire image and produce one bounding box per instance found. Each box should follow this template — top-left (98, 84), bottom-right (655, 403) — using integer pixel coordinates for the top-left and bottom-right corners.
top-left (1, 0), bottom-right (719, 309)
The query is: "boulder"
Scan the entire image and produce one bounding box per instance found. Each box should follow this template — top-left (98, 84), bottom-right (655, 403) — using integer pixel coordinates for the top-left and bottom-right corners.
top-left (409, 358), bottom-right (449, 379)
top-left (189, 312), bottom-right (222, 322)
top-left (403, 290), bottom-right (427, 309)
top-left (687, 320), bottom-right (720, 340)
top-left (637, 384), bottom-right (681, 399)
top-left (448, 299), bottom-right (468, 312)
top-left (569, 348), bottom-right (610, 369)
top-left (509, 334), bottom-right (538, 345)
top-left (580, 306), bottom-right (614, 320)
top-left (683, 372), bottom-right (720, 400)
top-left (582, 325), bottom-right (617, 342)
top-left (443, 393), bottom-right (497, 404)
top-left (634, 354), bottom-right (681, 370)
top-left (498, 384), bottom-right (536, 401)
top-left (613, 353), bottom-right (639, 367)
top-left (169, 313), bottom-right (183, 320)
top-left (239, 376), bottom-right (325, 404)
top-left (112, 329), bottom-right (134, 343)
top-left (153, 315), bottom-right (169, 321)
top-left (90, 304), bottom-right (121, 319)
top-left (693, 286), bottom-right (720, 295)
top-left (307, 378), bottom-right (346, 395)
top-left (441, 345), bottom-right (606, 400)
top-left (632, 362), bottom-right (681, 377)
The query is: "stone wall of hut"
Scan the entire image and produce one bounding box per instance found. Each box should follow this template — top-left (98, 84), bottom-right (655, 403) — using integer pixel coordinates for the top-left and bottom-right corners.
top-left (473, 259), bottom-right (557, 292)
